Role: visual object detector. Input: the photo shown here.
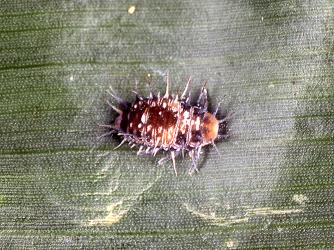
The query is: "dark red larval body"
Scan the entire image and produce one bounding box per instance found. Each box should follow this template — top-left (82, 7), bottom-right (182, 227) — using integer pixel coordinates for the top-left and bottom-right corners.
top-left (104, 76), bottom-right (228, 175)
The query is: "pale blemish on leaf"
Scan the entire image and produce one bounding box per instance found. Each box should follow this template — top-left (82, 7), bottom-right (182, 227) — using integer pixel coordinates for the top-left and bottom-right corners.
top-left (184, 203), bottom-right (302, 226)
top-left (246, 207), bottom-right (302, 216)
top-left (128, 5), bottom-right (136, 15)
top-left (75, 192), bottom-right (112, 196)
top-left (88, 174), bottom-right (161, 226)
top-left (88, 200), bottom-right (127, 226)
top-left (292, 194), bottom-right (308, 205)
top-left (183, 203), bottom-right (249, 226)
top-left (226, 239), bottom-right (237, 249)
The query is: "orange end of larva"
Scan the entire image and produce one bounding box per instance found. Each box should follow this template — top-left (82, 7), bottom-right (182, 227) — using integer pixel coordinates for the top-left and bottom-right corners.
top-left (202, 112), bottom-right (219, 144)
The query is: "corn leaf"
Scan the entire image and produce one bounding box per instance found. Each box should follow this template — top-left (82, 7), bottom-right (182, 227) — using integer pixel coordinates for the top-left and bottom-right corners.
top-left (0, 1), bottom-right (333, 249)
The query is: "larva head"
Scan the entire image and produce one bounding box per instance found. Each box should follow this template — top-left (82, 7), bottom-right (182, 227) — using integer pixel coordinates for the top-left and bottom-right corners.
top-left (201, 112), bottom-right (219, 144)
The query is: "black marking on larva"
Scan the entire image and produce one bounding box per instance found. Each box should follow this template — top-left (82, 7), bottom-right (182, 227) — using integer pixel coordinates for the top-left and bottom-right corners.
top-left (101, 75), bottom-right (230, 175)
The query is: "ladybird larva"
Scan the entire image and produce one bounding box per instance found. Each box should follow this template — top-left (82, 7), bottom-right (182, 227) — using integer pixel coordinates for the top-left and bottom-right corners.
top-left (102, 75), bottom-right (229, 175)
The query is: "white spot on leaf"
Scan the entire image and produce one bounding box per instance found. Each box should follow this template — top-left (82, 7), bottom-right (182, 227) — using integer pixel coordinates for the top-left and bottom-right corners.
top-left (128, 5), bottom-right (136, 15)
top-left (226, 240), bottom-right (236, 249)
top-left (292, 194), bottom-right (308, 205)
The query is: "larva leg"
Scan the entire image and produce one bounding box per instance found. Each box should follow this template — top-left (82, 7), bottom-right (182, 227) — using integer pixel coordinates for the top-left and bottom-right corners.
top-left (188, 148), bottom-right (201, 175)
top-left (97, 124), bottom-right (116, 139)
top-left (97, 131), bottom-right (114, 140)
top-left (106, 100), bottom-right (123, 114)
top-left (107, 86), bottom-right (125, 104)
top-left (171, 151), bottom-right (177, 176)
top-left (163, 71), bottom-right (170, 98)
top-left (113, 138), bottom-right (127, 150)
top-left (219, 111), bottom-right (236, 123)
top-left (181, 76), bottom-right (192, 100)
top-left (213, 102), bottom-right (222, 116)
top-left (197, 81), bottom-right (208, 111)
top-left (158, 150), bottom-right (180, 175)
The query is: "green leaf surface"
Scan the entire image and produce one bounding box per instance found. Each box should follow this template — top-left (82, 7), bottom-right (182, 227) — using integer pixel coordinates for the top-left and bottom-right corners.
top-left (1, 0), bottom-right (333, 249)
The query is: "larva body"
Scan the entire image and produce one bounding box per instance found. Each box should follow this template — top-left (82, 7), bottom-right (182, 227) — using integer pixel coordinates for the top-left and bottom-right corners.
top-left (105, 76), bottom-right (228, 175)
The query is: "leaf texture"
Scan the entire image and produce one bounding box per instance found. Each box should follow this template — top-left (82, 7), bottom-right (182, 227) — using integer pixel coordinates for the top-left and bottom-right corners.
top-left (0, 1), bottom-right (333, 249)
